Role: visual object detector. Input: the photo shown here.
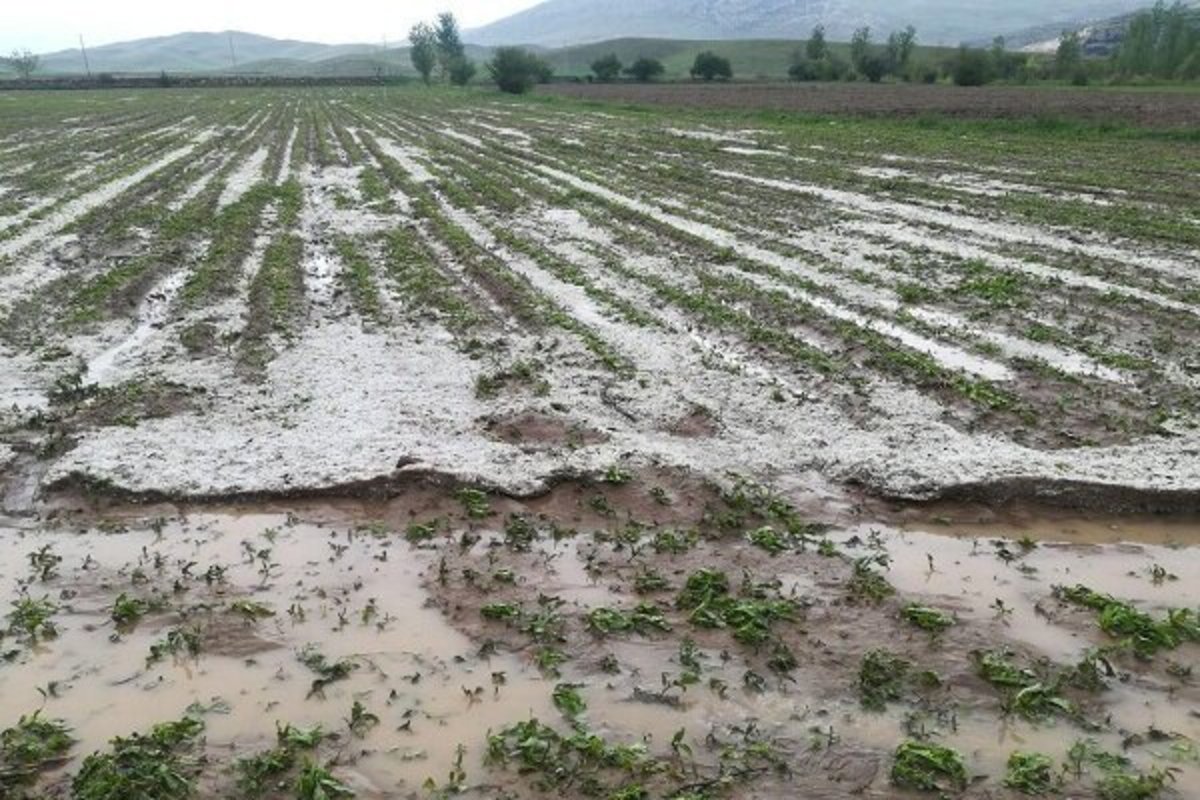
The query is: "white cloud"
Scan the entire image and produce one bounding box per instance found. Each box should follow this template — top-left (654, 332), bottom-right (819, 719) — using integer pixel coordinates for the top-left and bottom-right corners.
top-left (2, 0), bottom-right (540, 54)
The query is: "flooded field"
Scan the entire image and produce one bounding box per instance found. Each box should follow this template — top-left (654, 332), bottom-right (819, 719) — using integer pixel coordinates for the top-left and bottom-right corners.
top-left (1, 476), bottom-right (1198, 798)
top-left (0, 86), bottom-right (1197, 798)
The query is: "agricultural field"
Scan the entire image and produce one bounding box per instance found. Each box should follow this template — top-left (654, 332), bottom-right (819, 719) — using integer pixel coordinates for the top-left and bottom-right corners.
top-left (0, 86), bottom-right (1197, 799)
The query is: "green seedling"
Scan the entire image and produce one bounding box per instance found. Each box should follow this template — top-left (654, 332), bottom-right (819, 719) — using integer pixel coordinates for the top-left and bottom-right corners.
top-left (146, 626), bottom-right (202, 666)
top-left (891, 740), bottom-right (968, 792)
top-left (405, 521), bottom-right (438, 543)
top-left (298, 646), bottom-right (357, 698)
top-left (586, 604), bottom-right (671, 636)
top-left (0, 711), bottom-right (73, 791)
top-left (456, 488), bottom-right (491, 519)
top-left (859, 649), bottom-right (912, 711)
top-left (902, 604), bottom-right (955, 633)
top-left (746, 526), bottom-right (788, 555)
top-left (1004, 751), bottom-right (1055, 794)
top-left (347, 701), bottom-right (379, 737)
top-left (72, 716), bottom-right (204, 800)
top-left (1054, 584), bottom-right (1200, 658)
top-left (229, 599), bottom-right (274, 619)
top-left (602, 465), bottom-right (632, 484)
top-left (6, 597), bottom-right (58, 642)
top-left (675, 569), bottom-right (796, 645)
top-left (110, 593), bottom-right (159, 627)
top-left (633, 568), bottom-right (670, 594)
top-left (552, 683), bottom-right (588, 718)
top-left (295, 759), bottom-right (355, 799)
top-left (847, 558), bottom-right (894, 603)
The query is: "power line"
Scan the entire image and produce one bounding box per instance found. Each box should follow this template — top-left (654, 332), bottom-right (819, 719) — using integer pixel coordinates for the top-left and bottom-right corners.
top-left (79, 34), bottom-right (91, 77)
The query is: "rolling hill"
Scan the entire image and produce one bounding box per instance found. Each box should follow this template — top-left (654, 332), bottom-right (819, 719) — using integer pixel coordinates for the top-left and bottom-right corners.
top-left (466, 0), bottom-right (1153, 47)
top-left (36, 31), bottom-right (375, 75)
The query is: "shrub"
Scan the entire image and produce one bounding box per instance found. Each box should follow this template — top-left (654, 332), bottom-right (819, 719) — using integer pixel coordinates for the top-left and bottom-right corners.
top-left (590, 53), bottom-right (622, 82)
top-left (788, 54), bottom-right (847, 82)
top-left (860, 53), bottom-right (889, 83)
top-left (690, 51), bottom-right (732, 81)
top-left (447, 56), bottom-right (476, 86)
top-left (952, 46), bottom-right (992, 86)
top-left (625, 56), bottom-right (665, 82)
top-left (487, 47), bottom-right (550, 94)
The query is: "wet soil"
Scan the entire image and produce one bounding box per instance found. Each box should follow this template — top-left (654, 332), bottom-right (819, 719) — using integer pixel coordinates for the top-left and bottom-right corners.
top-left (0, 472), bottom-right (1196, 798)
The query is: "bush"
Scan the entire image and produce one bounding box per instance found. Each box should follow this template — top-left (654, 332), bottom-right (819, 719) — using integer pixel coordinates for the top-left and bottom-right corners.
top-left (788, 54), bottom-right (847, 82)
top-left (860, 53), bottom-right (889, 83)
top-left (590, 53), bottom-right (622, 82)
top-left (447, 56), bottom-right (476, 86)
top-left (487, 47), bottom-right (551, 94)
top-left (625, 56), bottom-right (665, 82)
top-left (690, 51), bottom-right (732, 81)
top-left (951, 47), bottom-right (992, 86)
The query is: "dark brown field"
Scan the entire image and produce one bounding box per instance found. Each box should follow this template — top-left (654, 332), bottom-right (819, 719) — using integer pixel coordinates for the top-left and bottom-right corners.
top-left (541, 81), bottom-right (1200, 126)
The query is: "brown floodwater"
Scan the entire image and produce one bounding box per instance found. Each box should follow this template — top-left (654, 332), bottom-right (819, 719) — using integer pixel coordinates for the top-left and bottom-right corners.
top-left (0, 498), bottom-right (1197, 797)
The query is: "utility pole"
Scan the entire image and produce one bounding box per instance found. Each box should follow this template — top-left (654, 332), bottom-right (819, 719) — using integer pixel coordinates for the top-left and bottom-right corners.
top-left (79, 34), bottom-right (91, 77)
top-left (228, 32), bottom-right (238, 71)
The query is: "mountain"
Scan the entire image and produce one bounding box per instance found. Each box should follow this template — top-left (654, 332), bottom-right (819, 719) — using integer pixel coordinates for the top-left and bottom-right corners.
top-left (466, 0), bottom-right (1154, 47)
top-left (36, 31), bottom-right (375, 75)
top-left (234, 45), bottom-right (496, 78)
top-left (1004, 0), bottom-right (1200, 53)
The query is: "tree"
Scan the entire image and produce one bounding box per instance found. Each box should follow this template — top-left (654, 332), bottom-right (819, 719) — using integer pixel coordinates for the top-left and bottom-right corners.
top-left (487, 47), bottom-right (550, 94)
top-left (952, 46), bottom-right (991, 86)
top-left (434, 12), bottom-right (465, 79)
top-left (591, 53), bottom-right (622, 82)
top-left (625, 57), bottom-right (665, 82)
top-left (448, 56), bottom-right (476, 86)
top-left (1055, 30), bottom-right (1083, 79)
top-left (886, 26), bottom-right (917, 72)
top-left (860, 53), bottom-right (888, 82)
top-left (5, 49), bottom-right (40, 80)
top-left (806, 25), bottom-right (828, 61)
top-left (690, 51), bottom-right (732, 81)
top-left (850, 27), bottom-right (872, 72)
top-left (409, 22), bottom-right (438, 84)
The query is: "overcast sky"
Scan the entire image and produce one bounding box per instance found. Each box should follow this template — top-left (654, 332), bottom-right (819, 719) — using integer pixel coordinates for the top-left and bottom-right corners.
top-left (3, 0), bottom-right (541, 53)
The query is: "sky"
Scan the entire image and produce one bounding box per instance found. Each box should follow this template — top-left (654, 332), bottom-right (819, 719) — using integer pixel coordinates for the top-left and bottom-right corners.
top-left (2, 0), bottom-right (542, 54)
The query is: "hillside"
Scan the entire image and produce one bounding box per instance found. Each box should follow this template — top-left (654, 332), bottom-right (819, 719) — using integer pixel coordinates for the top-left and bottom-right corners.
top-left (234, 45), bottom-right (496, 79)
top-left (36, 31), bottom-right (375, 75)
top-left (1008, 0), bottom-right (1200, 53)
top-left (466, 0), bottom-right (1151, 47)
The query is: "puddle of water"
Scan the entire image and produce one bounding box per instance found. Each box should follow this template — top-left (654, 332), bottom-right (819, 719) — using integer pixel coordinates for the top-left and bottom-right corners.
top-left (0, 499), bottom-right (1196, 796)
top-left (0, 511), bottom-right (552, 794)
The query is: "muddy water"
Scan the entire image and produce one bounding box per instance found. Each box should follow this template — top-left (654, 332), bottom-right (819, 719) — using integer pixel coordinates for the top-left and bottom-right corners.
top-left (0, 500), bottom-right (1197, 797)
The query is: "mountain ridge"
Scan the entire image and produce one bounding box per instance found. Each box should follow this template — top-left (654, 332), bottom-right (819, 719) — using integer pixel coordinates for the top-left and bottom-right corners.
top-left (35, 30), bottom-right (376, 74)
top-left (466, 0), bottom-right (1153, 47)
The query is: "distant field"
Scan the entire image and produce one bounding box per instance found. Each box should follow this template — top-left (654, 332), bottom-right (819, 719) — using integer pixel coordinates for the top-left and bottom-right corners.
top-left (540, 80), bottom-right (1200, 126)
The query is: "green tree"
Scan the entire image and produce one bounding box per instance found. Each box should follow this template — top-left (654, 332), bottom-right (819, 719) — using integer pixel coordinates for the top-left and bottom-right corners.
top-left (1055, 30), bottom-right (1083, 79)
top-left (487, 47), bottom-right (550, 94)
top-left (434, 12), bottom-right (465, 79)
top-left (408, 22), bottom-right (437, 85)
top-left (591, 53), bottom-right (622, 82)
top-left (806, 25), bottom-right (828, 61)
top-left (448, 56), bottom-right (476, 86)
top-left (4, 49), bottom-right (39, 80)
top-left (690, 51), bottom-right (732, 81)
top-left (952, 46), bottom-right (991, 86)
top-left (850, 27), bottom-right (872, 72)
top-left (886, 25), bottom-right (917, 72)
top-left (625, 57), bottom-right (665, 82)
